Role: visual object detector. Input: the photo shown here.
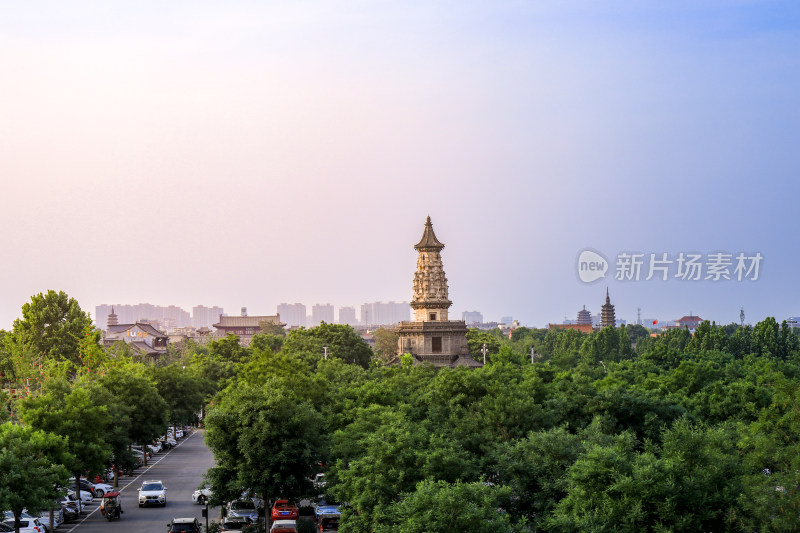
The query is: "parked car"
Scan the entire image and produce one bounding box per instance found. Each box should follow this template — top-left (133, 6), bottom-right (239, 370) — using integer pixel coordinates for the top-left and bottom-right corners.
top-left (131, 445), bottom-right (152, 460)
top-left (167, 518), bottom-right (202, 533)
top-left (269, 520), bottom-right (297, 533)
top-left (2, 519), bottom-right (41, 533)
top-left (33, 507), bottom-right (63, 532)
top-left (3, 512), bottom-right (44, 533)
top-left (139, 480), bottom-right (167, 507)
top-left (0, 522), bottom-right (12, 532)
top-left (318, 514), bottom-right (339, 533)
top-left (220, 517), bottom-right (250, 533)
top-left (226, 500), bottom-right (258, 522)
top-left (191, 488), bottom-right (212, 505)
top-left (313, 499), bottom-right (340, 522)
top-left (75, 478), bottom-right (112, 498)
top-left (60, 504), bottom-right (78, 524)
top-left (66, 490), bottom-right (93, 505)
top-left (271, 500), bottom-right (298, 521)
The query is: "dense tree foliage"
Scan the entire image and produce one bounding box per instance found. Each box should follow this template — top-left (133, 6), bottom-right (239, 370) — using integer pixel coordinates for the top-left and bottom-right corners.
top-left (0, 423), bottom-right (71, 533)
top-left (8, 288), bottom-right (800, 531)
top-left (5, 290), bottom-right (94, 374)
top-left (203, 319), bottom-right (800, 532)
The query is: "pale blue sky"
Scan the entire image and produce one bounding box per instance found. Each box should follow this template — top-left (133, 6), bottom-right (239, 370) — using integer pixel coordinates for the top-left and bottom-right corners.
top-left (1, 1), bottom-right (798, 328)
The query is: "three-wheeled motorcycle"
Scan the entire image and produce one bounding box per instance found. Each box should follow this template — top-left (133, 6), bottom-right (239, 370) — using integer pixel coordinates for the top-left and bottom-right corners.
top-left (100, 491), bottom-right (123, 521)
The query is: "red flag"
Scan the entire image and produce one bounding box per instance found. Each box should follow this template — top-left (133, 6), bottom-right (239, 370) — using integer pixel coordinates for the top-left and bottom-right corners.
top-left (652, 320), bottom-right (657, 325)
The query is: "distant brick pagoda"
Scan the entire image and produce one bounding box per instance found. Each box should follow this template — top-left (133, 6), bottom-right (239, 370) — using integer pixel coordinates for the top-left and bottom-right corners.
top-left (393, 217), bottom-right (482, 367)
top-left (600, 288), bottom-right (616, 328)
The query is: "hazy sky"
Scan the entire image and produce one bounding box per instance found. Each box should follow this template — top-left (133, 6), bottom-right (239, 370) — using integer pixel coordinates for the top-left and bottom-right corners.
top-left (2, 1), bottom-right (799, 329)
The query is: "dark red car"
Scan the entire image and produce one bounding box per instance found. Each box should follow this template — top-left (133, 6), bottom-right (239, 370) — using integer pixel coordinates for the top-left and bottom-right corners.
top-left (271, 500), bottom-right (298, 521)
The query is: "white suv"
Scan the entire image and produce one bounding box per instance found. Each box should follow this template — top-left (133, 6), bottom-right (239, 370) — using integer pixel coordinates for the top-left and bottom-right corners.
top-left (138, 480), bottom-right (167, 507)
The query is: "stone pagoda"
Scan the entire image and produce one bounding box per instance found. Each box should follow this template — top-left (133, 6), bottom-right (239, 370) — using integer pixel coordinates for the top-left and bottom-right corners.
top-left (600, 288), bottom-right (616, 328)
top-left (394, 217), bottom-right (482, 367)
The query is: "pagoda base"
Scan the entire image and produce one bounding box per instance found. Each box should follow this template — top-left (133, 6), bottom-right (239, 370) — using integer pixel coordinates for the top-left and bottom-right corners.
top-left (394, 320), bottom-right (482, 368)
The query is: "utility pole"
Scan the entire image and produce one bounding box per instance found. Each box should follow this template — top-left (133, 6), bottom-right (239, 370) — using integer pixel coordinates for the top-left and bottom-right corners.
top-left (481, 343), bottom-right (488, 365)
top-left (323, 345), bottom-right (329, 361)
top-left (530, 346), bottom-right (536, 365)
top-left (637, 308), bottom-right (641, 326)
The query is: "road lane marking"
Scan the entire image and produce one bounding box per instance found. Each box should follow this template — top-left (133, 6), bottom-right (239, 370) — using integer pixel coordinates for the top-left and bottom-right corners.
top-left (64, 430), bottom-right (201, 533)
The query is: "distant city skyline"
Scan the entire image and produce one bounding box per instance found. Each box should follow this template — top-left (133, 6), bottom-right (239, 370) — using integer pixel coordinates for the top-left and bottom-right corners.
top-left (91, 296), bottom-right (759, 334)
top-left (2, 2), bottom-right (799, 330)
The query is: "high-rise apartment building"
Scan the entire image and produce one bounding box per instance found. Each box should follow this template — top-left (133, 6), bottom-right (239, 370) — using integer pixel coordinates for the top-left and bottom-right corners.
top-left (192, 305), bottom-right (224, 329)
top-left (277, 303), bottom-right (307, 328)
top-left (310, 304), bottom-right (335, 327)
top-left (360, 301), bottom-right (411, 326)
top-left (95, 303), bottom-right (193, 331)
top-left (338, 306), bottom-right (357, 326)
top-left (462, 311), bottom-right (483, 325)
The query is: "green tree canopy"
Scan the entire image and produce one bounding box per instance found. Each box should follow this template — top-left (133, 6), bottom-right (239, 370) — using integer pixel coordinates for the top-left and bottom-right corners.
top-left (380, 480), bottom-right (519, 533)
top-left (148, 363), bottom-right (205, 426)
top-left (19, 375), bottom-right (113, 510)
top-left (205, 380), bottom-right (325, 527)
top-left (7, 290), bottom-right (94, 369)
top-left (0, 422), bottom-right (72, 533)
top-left (282, 323), bottom-right (372, 368)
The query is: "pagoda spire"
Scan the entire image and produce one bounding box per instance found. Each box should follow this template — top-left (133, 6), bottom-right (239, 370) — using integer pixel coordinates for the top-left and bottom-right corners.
top-left (601, 288), bottom-right (616, 328)
top-left (414, 215), bottom-right (445, 251)
top-left (410, 216), bottom-right (452, 321)
top-left (107, 306), bottom-right (119, 327)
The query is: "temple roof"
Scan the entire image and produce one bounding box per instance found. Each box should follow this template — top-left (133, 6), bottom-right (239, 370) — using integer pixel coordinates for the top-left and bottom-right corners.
top-left (107, 322), bottom-right (166, 338)
top-left (414, 216), bottom-right (445, 251)
top-left (214, 315), bottom-right (281, 328)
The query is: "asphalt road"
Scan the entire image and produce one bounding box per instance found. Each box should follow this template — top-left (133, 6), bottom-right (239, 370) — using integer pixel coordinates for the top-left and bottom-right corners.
top-left (63, 429), bottom-right (218, 533)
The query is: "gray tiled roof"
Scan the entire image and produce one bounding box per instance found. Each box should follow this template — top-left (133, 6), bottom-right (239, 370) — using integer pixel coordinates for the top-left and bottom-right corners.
top-left (213, 315), bottom-right (281, 328)
top-left (106, 323), bottom-right (166, 338)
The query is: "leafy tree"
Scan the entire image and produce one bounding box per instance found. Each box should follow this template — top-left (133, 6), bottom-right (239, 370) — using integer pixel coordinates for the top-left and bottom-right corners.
top-left (205, 381), bottom-right (324, 533)
top-left (250, 333), bottom-right (284, 353)
top-left (148, 363), bottom-right (205, 428)
top-left (207, 334), bottom-right (251, 364)
top-left (466, 329), bottom-right (502, 361)
top-left (0, 423), bottom-right (72, 533)
top-left (99, 364), bottom-right (168, 468)
top-left (282, 323), bottom-right (372, 368)
top-left (18, 375), bottom-right (112, 513)
top-left (6, 290), bottom-right (94, 368)
top-left (258, 320), bottom-right (286, 336)
top-left (494, 425), bottom-right (585, 527)
top-left (380, 480), bottom-right (519, 533)
top-left (0, 329), bottom-right (14, 382)
top-left (332, 410), bottom-right (428, 531)
top-left (372, 327), bottom-right (399, 362)
top-left (625, 324), bottom-right (650, 344)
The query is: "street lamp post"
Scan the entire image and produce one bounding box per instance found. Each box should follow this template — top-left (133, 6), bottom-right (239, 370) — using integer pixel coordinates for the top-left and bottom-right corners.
top-left (323, 345), bottom-right (329, 361)
top-left (481, 343), bottom-right (488, 365)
